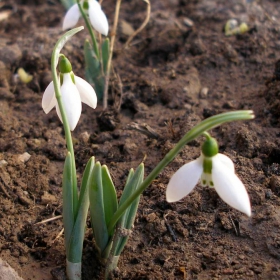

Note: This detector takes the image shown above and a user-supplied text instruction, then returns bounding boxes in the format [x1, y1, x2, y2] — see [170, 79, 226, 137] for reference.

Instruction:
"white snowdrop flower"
[63, 0, 109, 36]
[166, 137, 251, 216]
[42, 56, 97, 131]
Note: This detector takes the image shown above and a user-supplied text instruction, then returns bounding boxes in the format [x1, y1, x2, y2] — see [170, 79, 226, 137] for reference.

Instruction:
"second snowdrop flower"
[63, 0, 109, 36]
[166, 135, 251, 216]
[42, 56, 97, 131]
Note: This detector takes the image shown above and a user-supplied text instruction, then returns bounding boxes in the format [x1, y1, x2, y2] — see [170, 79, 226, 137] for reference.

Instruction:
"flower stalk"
[47, 26, 96, 280]
[107, 110, 254, 233]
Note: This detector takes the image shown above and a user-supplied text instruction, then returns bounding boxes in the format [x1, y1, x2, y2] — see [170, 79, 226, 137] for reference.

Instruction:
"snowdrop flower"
[63, 0, 109, 36]
[166, 136, 251, 216]
[42, 56, 97, 131]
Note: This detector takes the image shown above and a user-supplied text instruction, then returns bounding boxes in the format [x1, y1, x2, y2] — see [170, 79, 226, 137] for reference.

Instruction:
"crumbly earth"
[0, 0, 280, 279]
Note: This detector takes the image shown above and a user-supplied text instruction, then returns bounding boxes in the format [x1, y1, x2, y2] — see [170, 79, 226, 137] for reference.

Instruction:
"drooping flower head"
[42, 55, 97, 130]
[63, 0, 109, 36]
[166, 135, 251, 216]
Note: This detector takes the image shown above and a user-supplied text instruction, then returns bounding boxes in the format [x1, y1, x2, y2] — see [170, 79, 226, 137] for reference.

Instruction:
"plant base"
[66, 260, 82, 280]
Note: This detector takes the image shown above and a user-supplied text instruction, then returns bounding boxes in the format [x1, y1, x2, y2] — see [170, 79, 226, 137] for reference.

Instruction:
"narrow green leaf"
[113, 164, 144, 256]
[66, 157, 95, 263]
[102, 38, 110, 73]
[119, 164, 144, 209]
[84, 40, 100, 71]
[124, 164, 144, 230]
[53, 26, 84, 70]
[89, 162, 109, 254]
[84, 40, 105, 100]
[62, 152, 74, 255]
[77, 157, 95, 211]
[118, 168, 135, 206]
[102, 165, 118, 229]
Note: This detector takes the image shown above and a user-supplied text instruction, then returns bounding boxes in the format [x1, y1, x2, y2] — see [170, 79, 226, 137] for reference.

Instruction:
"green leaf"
[102, 38, 110, 73]
[77, 157, 95, 211]
[123, 164, 144, 230]
[102, 165, 118, 228]
[89, 162, 109, 255]
[84, 40, 99, 70]
[53, 26, 84, 70]
[113, 164, 144, 256]
[62, 152, 75, 254]
[84, 40, 105, 100]
[67, 157, 95, 263]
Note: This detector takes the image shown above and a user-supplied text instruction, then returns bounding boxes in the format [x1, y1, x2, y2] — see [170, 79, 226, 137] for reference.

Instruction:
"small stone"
[79, 131, 90, 144]
[223, 268, 234, 275]
[146, 212, 157, 223]
[183, 17, 194, 27]
[18, 152, 31, 163]
[0, 160, 8, 167]
[0, 258, 23, 280]
[41, 191, 56, 205]
[200, 87, 209, 98]
[16, 189, 32, 206]
[123, 139, 137, 154]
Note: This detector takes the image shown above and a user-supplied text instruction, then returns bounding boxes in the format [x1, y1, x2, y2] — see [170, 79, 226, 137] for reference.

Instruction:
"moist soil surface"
[1, 0, 280, 279]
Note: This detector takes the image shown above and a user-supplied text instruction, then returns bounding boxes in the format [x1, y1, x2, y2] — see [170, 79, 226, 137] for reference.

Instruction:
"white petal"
[214, 153, 235, 172]
[42, 81, 56, 114]
[212, 159, 251, 216]
[74, 76, 97, 109]
[62, 4, 80, 30]
[166, 157, 203, 202]
[88, 0, 109, 36]
[56, 73, 82, 131]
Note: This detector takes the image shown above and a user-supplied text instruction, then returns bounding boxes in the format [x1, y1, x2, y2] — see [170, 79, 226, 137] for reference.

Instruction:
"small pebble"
[79, 131, 90, 144]
[183, 17, 194, 27]
[223, 268, 234, 275]
[0, 160, 8, 167]
[146, 212, 157, 223]
[200, 87, 209, 98]
[18, 152, 31, 163]
[41, 191, 56, 205]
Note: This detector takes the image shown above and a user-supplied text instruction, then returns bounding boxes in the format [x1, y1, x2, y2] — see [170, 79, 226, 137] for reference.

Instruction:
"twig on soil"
[124, 0, 151, 49]
[34, 215, 62, 225]
[103, 0, 122, 109]
[51, 228, 64, 244]
[164, 214, 177, 242]
[229, 214, 239, 236]
[126, 122, 160, 139]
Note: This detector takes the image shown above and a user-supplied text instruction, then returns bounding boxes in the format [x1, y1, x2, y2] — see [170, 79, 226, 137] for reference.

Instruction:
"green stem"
[51, 47, 78, 218]
[77, 0, 100, 58]
[107, 110, 254, 233]
[202, 131, 211, 140]
[104, 229, 122, 279]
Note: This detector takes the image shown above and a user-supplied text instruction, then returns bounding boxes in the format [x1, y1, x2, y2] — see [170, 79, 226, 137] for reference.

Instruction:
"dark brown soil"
[0, 0, 280, 279]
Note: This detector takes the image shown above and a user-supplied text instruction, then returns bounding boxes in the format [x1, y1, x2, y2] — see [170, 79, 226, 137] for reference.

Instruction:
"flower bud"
[59, 56, 72, 74]
[202, 137, 219, 157]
